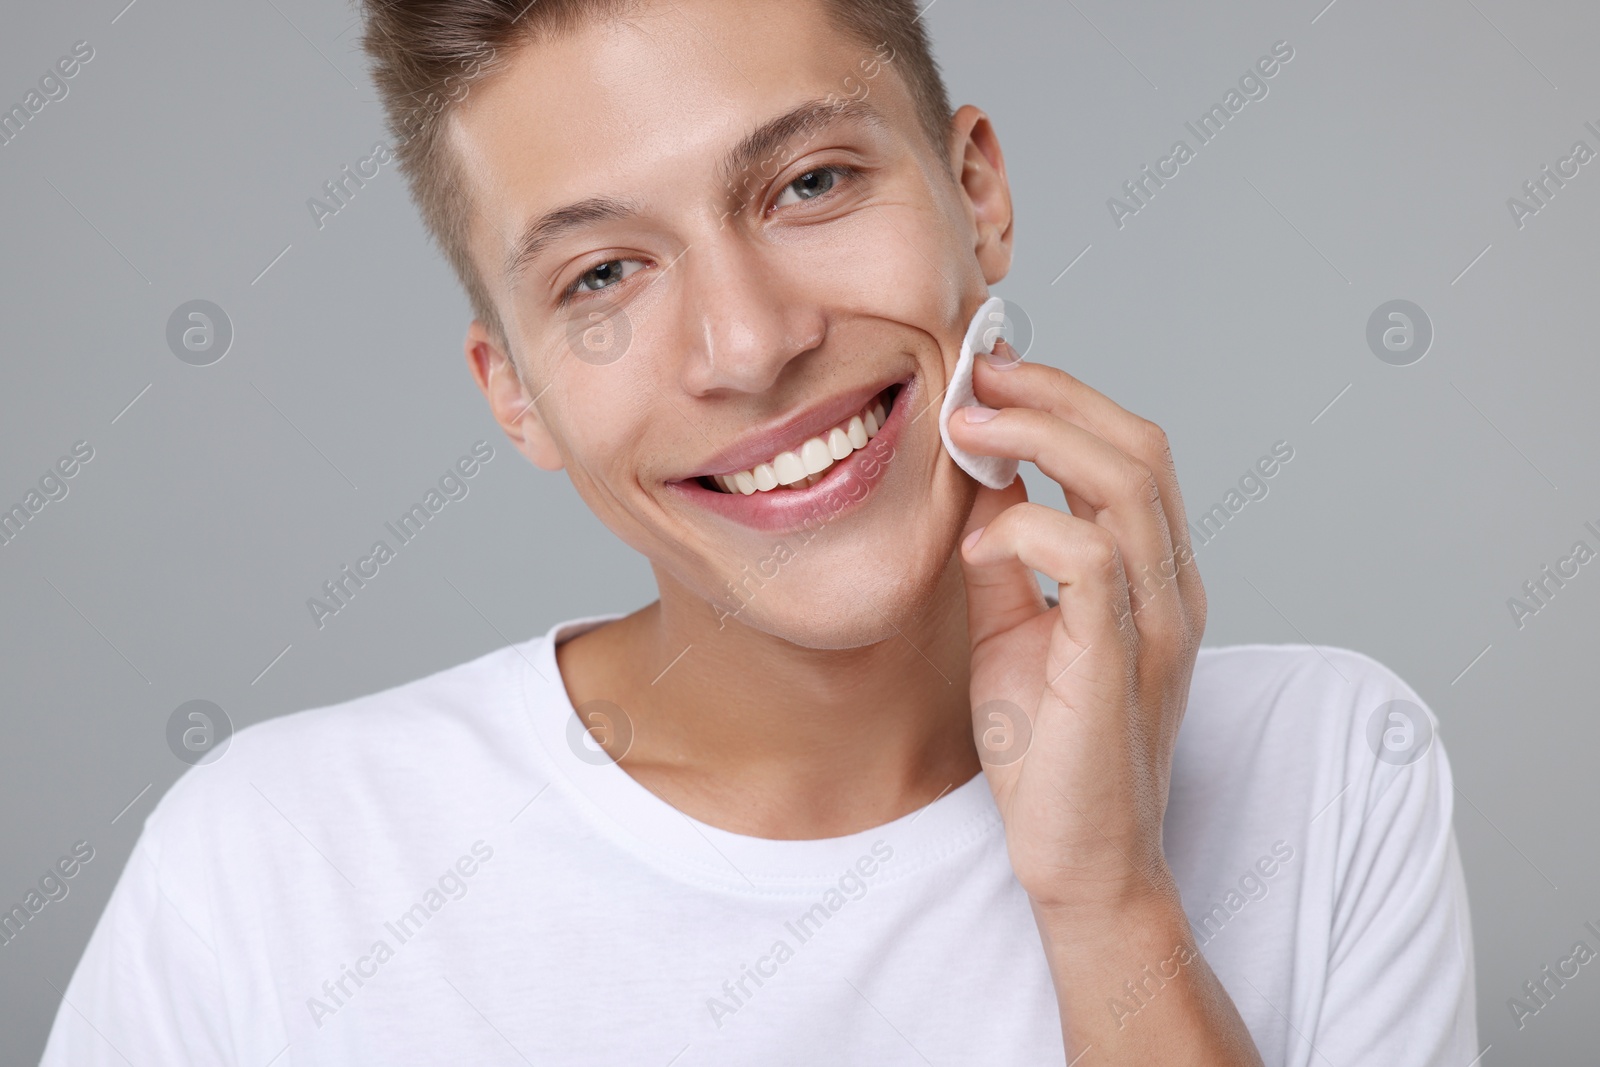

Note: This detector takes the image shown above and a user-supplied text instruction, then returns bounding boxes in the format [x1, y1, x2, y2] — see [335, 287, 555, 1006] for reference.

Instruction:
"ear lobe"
[464, 320, 565, 471]
[947, 104, 1014, 286]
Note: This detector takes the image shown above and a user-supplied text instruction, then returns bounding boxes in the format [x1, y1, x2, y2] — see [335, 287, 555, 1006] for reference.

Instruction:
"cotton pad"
[938, 295, 1020, 489]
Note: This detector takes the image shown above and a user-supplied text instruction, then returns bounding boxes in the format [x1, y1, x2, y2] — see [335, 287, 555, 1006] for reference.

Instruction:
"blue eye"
[577, 261, 624, 291]
[772, 165, 856, 210]
[563, 258, 644, 303]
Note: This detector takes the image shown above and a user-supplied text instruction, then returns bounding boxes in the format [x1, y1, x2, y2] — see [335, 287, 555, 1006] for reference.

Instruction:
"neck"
[556, 556, 980, 839]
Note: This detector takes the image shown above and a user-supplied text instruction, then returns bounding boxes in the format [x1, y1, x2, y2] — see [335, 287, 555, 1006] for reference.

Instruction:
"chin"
[704, 515, 972, 651]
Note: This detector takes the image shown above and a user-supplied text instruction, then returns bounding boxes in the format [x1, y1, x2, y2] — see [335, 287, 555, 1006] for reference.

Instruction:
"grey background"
[1, 0, 1595, 1062]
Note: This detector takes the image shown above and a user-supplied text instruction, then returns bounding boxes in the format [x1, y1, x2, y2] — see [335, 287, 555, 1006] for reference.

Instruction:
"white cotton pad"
[938, 295, 1020, 489]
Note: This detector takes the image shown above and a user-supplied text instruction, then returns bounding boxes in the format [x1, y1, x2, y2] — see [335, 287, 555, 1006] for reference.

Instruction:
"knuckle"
[1080, 528, 1120, 572]
[1135, 418, 1171, 458]
[1122, 462, 1161, 509]
[1025, 500, 1063, 527]
[993, 501, 1030, 532]
[992, 501, 1046, 542]
[1189, 578, 1209, 630]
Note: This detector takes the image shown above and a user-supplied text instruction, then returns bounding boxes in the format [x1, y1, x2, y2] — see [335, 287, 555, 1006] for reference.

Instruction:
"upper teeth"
[712, 397, 890, 494]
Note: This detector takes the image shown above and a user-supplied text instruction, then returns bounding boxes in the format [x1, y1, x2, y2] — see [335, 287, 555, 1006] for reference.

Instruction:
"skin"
[448, 0, 1264, 1060]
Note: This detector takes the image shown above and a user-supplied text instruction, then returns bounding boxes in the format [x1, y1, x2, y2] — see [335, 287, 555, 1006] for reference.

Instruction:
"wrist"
[1029, 867, 1185, 945]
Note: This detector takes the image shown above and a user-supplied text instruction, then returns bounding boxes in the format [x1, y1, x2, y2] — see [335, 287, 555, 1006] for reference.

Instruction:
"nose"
[674, 234, 826, 397]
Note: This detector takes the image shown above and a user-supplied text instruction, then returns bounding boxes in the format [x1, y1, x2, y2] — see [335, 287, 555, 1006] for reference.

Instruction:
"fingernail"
[962, 525, 986, 551]
[960, 405, 998, 423]
[981, 339, 1022, 369]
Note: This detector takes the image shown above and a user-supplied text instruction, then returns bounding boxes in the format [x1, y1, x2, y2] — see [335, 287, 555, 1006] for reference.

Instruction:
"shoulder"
[1192, 641, 1424, 706]
[232, 637, 530, 762]
[1171, 642, 1452, 852]
[1174, 652, 1476, 1058]
[137, 637, 544, 882]
[1187, 642, 1438, 759]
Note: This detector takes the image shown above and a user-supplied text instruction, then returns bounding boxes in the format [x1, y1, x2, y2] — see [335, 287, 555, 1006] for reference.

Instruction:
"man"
[44, 0, 1476, 1062]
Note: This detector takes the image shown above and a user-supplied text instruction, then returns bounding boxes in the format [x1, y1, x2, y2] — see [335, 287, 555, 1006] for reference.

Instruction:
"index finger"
[971, 348, 1203, 617]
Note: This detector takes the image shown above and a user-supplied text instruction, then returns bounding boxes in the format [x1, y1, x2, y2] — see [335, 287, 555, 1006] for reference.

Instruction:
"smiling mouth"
[697, 385, 900, 495]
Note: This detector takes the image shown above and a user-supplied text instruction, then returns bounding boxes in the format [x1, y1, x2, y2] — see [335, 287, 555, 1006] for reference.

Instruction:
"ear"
[946, 105, 1014, 286]
[464, 320, 564, 471]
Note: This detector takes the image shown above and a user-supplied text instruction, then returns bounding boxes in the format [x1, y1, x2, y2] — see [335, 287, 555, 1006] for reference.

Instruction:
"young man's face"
[453, 0, 1013, 648]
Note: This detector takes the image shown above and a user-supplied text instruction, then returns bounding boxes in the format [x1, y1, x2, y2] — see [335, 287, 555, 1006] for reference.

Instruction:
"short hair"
[359, 0, 953, 347]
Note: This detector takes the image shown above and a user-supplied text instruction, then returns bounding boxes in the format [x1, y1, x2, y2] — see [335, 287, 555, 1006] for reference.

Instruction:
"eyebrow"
[503, 96, 889, 284]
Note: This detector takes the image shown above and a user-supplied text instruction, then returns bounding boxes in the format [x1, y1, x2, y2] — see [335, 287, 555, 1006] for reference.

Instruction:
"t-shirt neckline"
[513, 614, 1002, 895]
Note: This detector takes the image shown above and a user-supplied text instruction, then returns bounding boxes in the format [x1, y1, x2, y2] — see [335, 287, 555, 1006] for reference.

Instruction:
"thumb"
[959, 478, 1044, 647]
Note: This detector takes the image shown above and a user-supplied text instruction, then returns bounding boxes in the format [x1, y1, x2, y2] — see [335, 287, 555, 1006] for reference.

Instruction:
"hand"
[948, 342, 1206, 915]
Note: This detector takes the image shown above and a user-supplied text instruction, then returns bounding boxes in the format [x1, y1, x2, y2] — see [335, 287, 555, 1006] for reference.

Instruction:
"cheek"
[543, 376, 651, 498]
[791, 198, 971, 347]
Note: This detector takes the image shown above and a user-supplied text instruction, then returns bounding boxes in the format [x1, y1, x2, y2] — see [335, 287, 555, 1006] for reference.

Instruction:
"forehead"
[444, 0, 920, 276]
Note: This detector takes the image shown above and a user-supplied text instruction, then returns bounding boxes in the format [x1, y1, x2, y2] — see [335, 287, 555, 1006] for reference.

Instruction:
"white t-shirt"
[42, 616, 1477, 1066]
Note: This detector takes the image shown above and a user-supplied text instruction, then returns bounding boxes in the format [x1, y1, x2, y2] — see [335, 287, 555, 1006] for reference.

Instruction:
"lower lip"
[667, 379, 914, 533]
